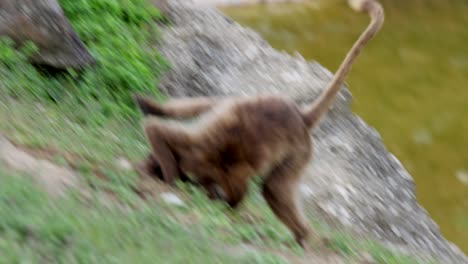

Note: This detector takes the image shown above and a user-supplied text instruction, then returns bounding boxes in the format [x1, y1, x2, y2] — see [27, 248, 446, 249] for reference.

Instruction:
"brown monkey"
[135, 0, 384, 248]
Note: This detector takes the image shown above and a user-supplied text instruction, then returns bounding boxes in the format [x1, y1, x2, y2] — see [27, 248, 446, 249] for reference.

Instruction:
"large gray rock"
[0, 0, 95, 69]
[151, 0, 467, 263]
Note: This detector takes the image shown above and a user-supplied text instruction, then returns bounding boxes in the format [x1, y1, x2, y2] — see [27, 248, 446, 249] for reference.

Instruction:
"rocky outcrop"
[151, 0, 467, 263]
[0, 0, 95, 69]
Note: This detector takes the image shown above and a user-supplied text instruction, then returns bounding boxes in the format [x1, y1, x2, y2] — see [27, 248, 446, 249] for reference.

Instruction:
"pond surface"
[223, 0, 468, 254]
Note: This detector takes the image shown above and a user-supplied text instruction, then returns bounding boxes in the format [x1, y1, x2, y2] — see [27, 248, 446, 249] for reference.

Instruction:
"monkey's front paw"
[207, 184, 227, 201]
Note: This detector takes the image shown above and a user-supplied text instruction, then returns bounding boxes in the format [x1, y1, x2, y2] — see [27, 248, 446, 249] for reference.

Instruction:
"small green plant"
[60, 0, 170, 113]
[367, 244, 422, 264]
[0, 39, 49, 99]
[326, 233, 359, 257]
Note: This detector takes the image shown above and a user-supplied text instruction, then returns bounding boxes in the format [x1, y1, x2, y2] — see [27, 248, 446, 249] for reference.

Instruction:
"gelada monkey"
[134, 0, 384, 248]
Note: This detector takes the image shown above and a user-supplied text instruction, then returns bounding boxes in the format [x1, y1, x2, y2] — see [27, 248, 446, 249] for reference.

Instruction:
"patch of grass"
[326, 233, 359, 257]
[319, 230, 435, 264]
[0, 98, 146, 164]
[367, 244, 423, 264]
[0, 167, 288, 264]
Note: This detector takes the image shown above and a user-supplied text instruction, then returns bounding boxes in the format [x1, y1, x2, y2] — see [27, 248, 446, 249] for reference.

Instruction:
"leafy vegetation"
[0, 0, 169, 122]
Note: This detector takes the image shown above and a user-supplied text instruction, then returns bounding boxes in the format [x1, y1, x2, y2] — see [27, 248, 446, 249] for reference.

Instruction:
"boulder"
[0, 0, 95, 69]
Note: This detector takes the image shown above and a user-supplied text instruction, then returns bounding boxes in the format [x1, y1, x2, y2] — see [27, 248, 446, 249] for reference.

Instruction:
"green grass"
[0, 167, 292, 264]
[323, 233, 425, 264]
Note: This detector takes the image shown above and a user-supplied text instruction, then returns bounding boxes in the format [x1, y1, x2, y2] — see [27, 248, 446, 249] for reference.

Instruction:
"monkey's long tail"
[301, 0, 384, 129]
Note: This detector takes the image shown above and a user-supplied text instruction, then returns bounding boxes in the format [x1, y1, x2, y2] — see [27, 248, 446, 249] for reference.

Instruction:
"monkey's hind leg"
[142, 119, 194, 186]
[262, 153, 312, 249]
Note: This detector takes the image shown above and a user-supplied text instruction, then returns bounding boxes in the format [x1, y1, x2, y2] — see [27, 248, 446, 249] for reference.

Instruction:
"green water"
[223, 0, 468, 254]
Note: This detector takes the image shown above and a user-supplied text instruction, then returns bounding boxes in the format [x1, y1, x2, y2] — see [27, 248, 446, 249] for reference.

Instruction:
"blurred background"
[223, 0, 468, 254]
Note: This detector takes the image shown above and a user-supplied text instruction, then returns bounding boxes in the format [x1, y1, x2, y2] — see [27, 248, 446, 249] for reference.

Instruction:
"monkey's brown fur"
[134, 0, 384, 248]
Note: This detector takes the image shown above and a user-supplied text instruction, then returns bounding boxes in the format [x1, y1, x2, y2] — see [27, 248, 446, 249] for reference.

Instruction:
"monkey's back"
[197, 96, 312, 176]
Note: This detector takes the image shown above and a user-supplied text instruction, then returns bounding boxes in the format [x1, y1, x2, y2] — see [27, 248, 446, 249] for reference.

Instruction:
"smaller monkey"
[135, 0, 384, 248]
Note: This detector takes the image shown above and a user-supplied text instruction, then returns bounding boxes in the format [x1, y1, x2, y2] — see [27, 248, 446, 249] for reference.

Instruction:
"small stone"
[115, 157, 132, 171]
[360, 252, 377, 264]
[160, 192, 185, 207]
